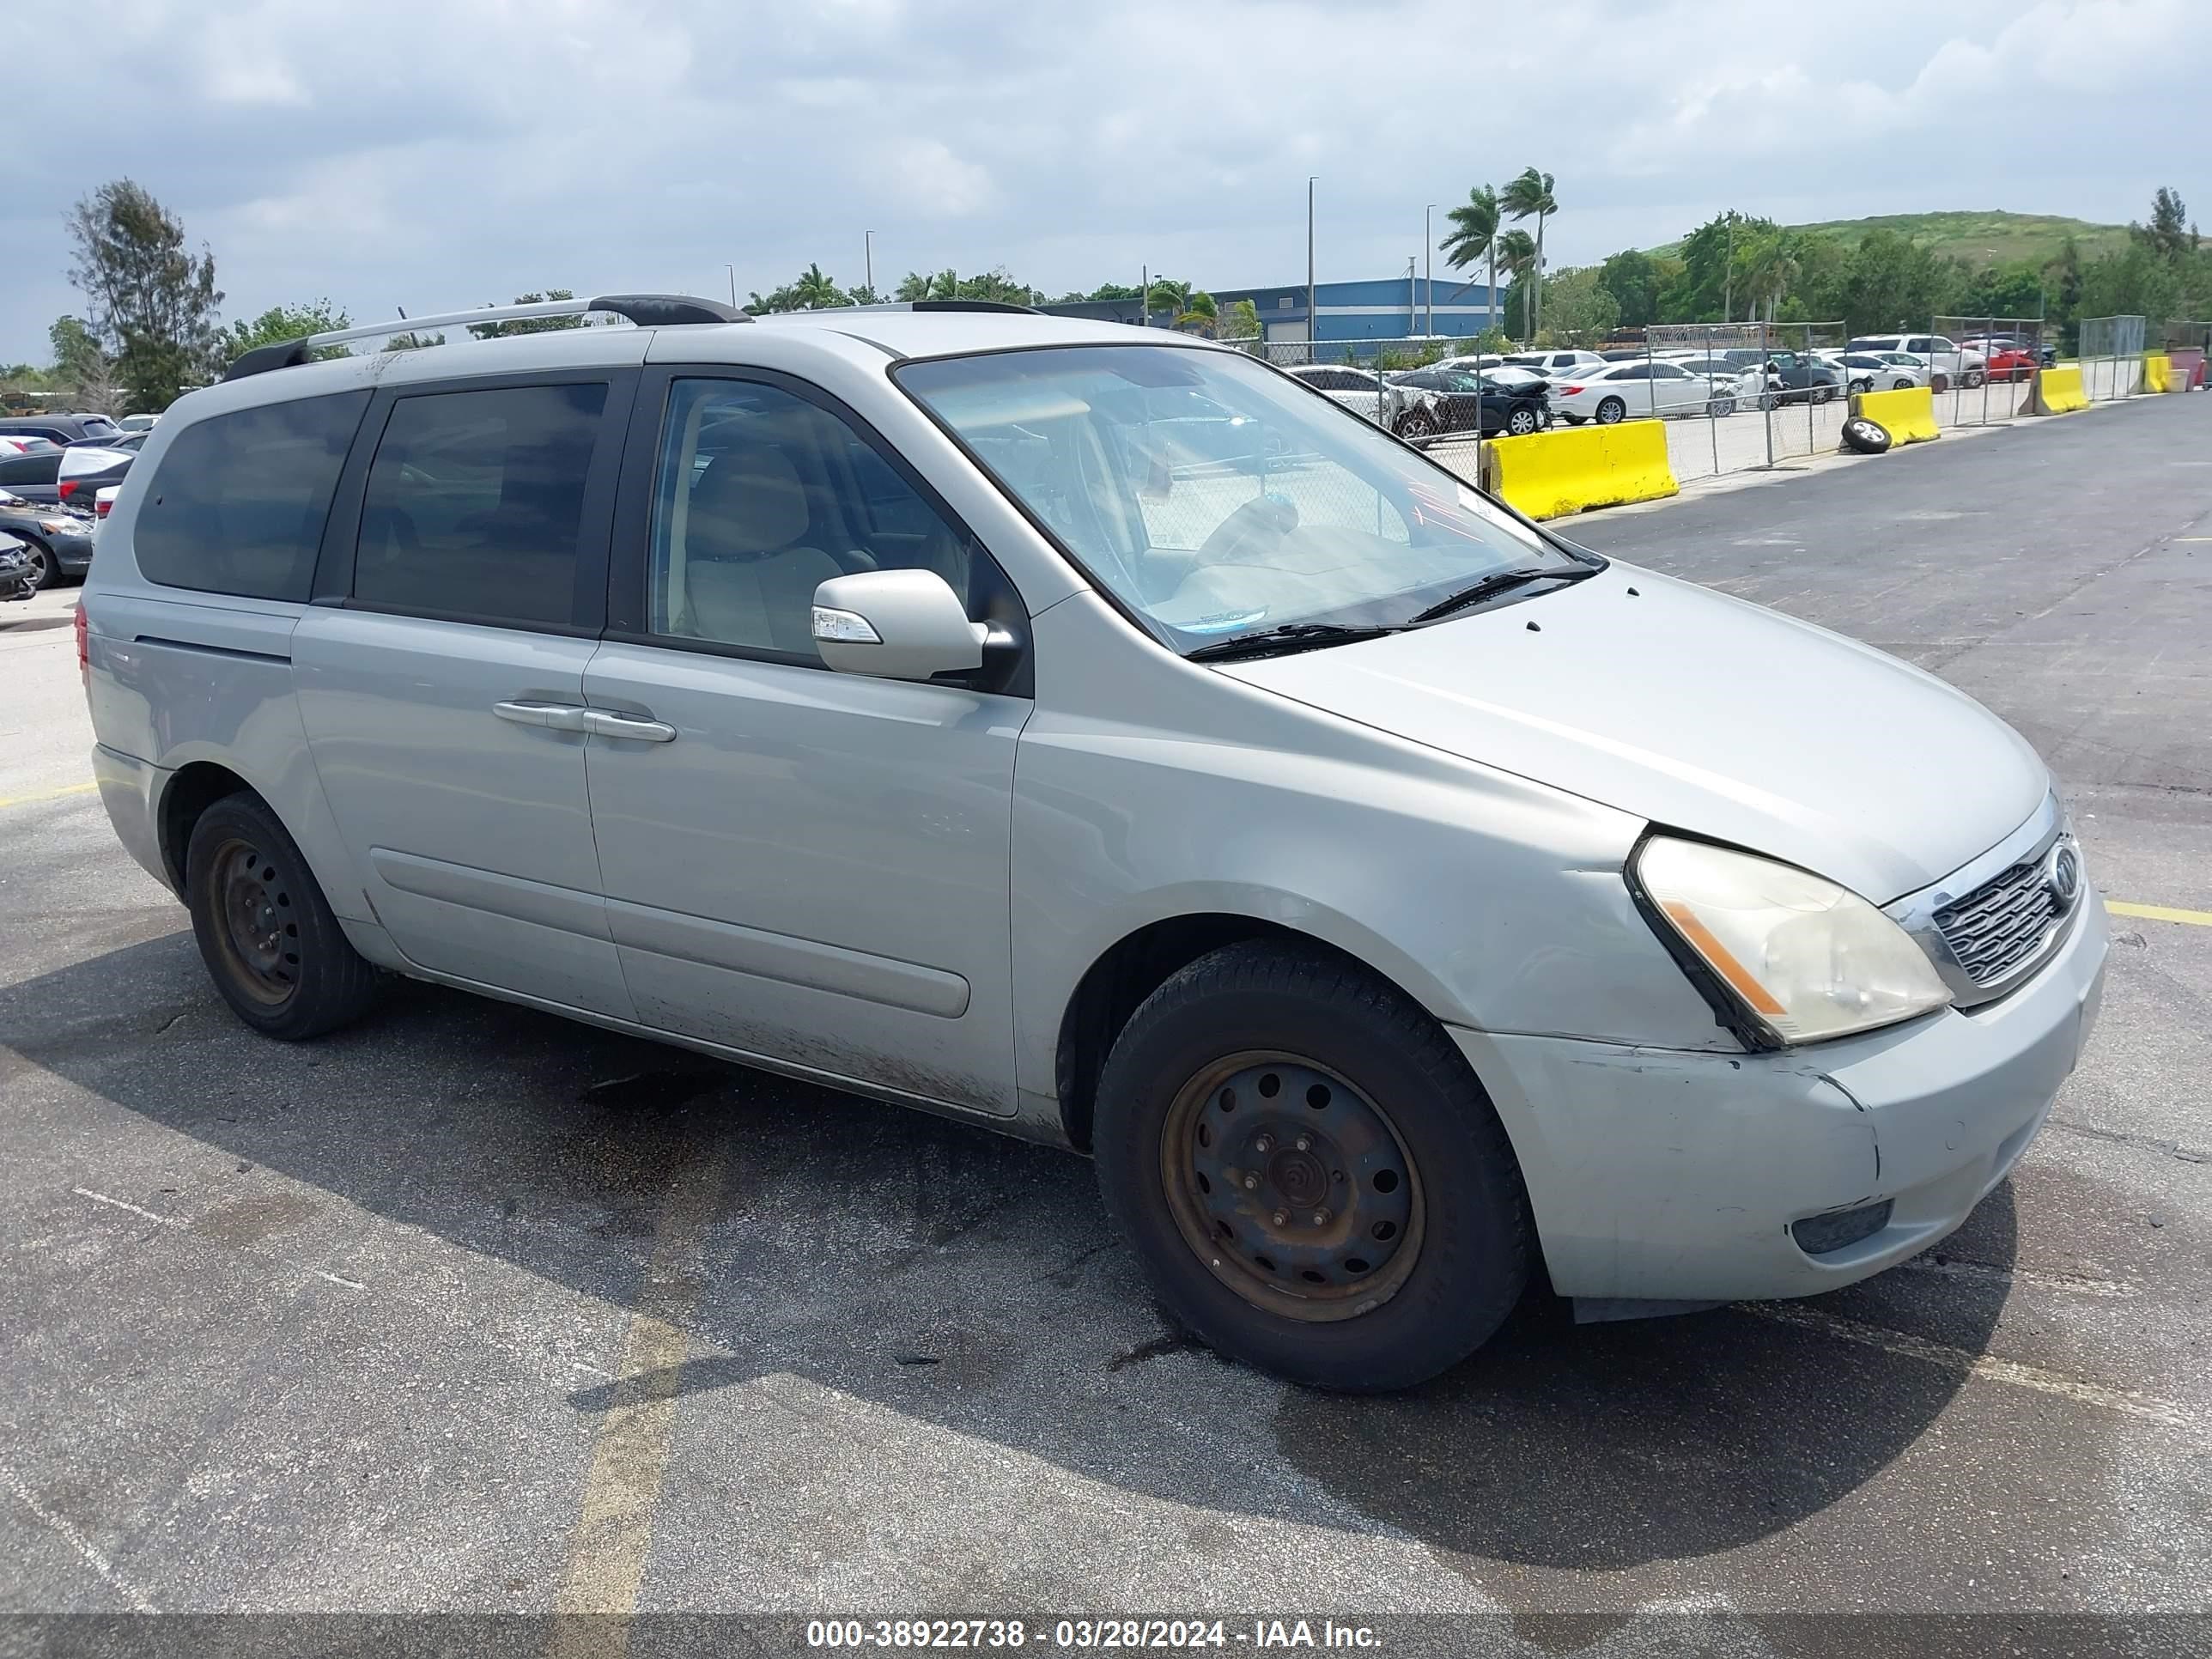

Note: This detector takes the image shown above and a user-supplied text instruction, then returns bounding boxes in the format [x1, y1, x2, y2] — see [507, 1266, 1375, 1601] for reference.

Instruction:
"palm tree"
[1743, 236, 1799, 325]
[895, 269, 959, 302]
[1494, 228, 1538, 337]
[792, 263, 846, 309]
[1500, 167, 1558, 336]
[1440, 185, 1501, 330]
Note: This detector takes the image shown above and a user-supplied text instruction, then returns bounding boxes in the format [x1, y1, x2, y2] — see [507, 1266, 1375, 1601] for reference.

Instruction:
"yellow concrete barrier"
[2143, 351, 2176, 393]
[1849, 385, 1939, 446]
[2020, 364, 2089, 416]
[1480, 420, 1678, 520]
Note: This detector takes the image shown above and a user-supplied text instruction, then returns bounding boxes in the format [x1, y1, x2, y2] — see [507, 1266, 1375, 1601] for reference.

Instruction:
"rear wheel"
[185, 793, 379, 1040]
[1595, 396, 1627, 425]
[1092, 941, 1531, 1392]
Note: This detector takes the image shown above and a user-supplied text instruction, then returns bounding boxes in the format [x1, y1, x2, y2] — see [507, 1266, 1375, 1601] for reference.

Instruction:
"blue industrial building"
[1036, 276, 1504, 355]
[1207, 276, 1503, 349]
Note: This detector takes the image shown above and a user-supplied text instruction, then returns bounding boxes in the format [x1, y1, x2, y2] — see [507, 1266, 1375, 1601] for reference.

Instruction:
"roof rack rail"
[221, 292, 747, 382]
[758, 300, 1041, 319]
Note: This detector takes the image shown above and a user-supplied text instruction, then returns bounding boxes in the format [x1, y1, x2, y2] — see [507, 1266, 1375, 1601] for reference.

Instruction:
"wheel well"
[160, 762, 252, 891]
[1054, 915, 1415, 1153]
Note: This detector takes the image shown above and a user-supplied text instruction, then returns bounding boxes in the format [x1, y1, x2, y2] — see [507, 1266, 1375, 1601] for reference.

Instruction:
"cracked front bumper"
[1453, 891, 2108, 1304]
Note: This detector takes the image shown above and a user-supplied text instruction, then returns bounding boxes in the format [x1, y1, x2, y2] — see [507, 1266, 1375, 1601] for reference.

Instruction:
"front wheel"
[21, 537, 59, 590]
[1395, 409, 1436, 441]
[1706, 396, 1737, 418]
[1965, 369, 1985, 388]
[1594, 396, 1627, 425]
[1092, 942, 1531, 1392]
[1504, 406, 1540, 436]
[185, 792, 380, 1040]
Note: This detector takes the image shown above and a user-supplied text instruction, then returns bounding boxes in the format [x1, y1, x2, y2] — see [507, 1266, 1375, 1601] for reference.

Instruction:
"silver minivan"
[82, 296, 2107, 1390]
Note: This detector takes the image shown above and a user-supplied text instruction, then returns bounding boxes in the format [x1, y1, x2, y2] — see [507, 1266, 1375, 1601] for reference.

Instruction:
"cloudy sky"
[5, 0, 2205, 365]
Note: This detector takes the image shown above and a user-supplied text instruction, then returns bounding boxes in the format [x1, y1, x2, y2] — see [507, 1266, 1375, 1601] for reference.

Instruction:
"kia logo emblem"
[2048, 844, 2081, 908]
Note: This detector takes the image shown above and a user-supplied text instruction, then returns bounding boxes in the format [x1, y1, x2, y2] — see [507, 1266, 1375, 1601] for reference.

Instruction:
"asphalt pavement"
[2, 396, 2208, 1658]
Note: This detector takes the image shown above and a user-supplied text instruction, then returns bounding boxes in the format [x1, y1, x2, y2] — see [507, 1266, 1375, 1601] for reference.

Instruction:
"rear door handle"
[580, 708, 678, 743]
[493, 699, 593, 732]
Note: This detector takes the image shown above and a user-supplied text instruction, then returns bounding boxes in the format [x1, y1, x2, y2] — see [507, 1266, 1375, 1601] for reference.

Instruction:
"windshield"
[895, 344, 1580, 652]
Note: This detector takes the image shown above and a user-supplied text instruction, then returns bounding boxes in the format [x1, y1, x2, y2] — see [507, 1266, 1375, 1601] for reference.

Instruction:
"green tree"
[1499, 168, 1559, 335]
[1537, 266, 1620, 342]
[747, 264, 851, 313]
[1441, 185, 1502, 325]
[2135, 186, 2196, 259]
[49, 315, 118, 410]
[1659, 210, 1778, 322]
[65, 179, 224, 410]
[1492, 229, 1539, 336]
[1595, 249, 1663, 328]
[466, 290, 585, 338]
[1220, 297, 1261, 339]
[2080, 243, 2184, 326]
[225, 301, 351, 365]
[1832, 230, 1961, 334]
[1086, 282, 1141, 301]
[381, 331, 446, 352]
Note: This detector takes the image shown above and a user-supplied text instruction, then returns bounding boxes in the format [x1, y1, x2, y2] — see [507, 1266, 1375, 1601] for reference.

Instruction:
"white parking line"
[71, 1187, 181, 1227]
[1742, 1302, 2198, 1432]
[1, 1462, 157, 1611]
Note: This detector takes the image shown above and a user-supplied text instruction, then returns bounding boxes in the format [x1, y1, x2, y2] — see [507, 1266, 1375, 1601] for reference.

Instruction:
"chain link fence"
[2077, 315, 2148, 401]
[1930, 316, 2045, 427]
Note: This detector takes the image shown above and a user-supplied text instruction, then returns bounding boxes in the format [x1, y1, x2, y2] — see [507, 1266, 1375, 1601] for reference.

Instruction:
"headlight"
[1633, 836, 1952, 1045]
[39, 518, 76, 533]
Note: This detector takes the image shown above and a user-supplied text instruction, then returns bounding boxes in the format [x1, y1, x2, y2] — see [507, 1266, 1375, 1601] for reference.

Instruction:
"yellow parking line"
[0, 781, 98, 810]
[2108, 900, 2212, 927]
[549, 1147, 729, 1654]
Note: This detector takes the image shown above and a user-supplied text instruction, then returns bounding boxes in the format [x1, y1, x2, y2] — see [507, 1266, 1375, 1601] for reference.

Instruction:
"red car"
[1973, 345, 2041, 382]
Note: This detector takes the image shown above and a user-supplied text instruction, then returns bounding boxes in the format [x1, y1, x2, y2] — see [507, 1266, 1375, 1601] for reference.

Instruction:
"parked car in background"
[0, 529, 36, 604]
[0, 447, 67, 507]
[0, 487, 96, 587]
[1662, 354, 1775, 406]
[1764, 351, 1844, 404]
[1848, 335, 1986, 388]
[1503, 349, 1607, 380]
[0, 434, 62, 456]
[0, 413, 125, 447]
[56, 438, 137, 508]
[1829, 352, 1927, 393]
[1551, 359, 1737, 424]
[1972, 345, 2039, 383]
[1388, 368, 1552, 437]
[1284, 365, 1415, 433]
[117, 413, 163, 433]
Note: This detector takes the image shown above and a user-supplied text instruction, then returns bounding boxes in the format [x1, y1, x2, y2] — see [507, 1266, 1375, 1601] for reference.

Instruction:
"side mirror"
[811, 568, 987, 681]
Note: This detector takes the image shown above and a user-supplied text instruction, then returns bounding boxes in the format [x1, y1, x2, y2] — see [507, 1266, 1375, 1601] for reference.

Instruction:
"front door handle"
[493, 699, 593, 732]
[580, 708, 678, 743]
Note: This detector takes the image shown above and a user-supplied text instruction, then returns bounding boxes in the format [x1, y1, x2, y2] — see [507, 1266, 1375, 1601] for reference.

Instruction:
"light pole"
[865, 230, 874, 299]
[724, 264, 736, 307]
[1141, 264, 1148, 328]
[1424, 204, 1435, 337]
[1291, 175, 1309, 358]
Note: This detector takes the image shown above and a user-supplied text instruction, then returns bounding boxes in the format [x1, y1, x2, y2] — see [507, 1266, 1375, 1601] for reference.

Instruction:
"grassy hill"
[1654, 210, 2130, 267]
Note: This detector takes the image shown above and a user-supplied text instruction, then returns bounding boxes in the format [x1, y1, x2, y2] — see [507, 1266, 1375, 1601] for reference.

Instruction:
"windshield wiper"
[1403, 562, 1595, 627]
[1185, 622, 1402, 662]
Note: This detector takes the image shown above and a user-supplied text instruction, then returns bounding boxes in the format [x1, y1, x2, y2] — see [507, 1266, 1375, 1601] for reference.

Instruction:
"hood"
[1220, 562, 2048, 902]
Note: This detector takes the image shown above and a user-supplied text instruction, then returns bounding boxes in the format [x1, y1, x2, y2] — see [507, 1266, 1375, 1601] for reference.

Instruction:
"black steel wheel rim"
[1160, 1050, 1424, 1322]
[209, 836, 301, 1006]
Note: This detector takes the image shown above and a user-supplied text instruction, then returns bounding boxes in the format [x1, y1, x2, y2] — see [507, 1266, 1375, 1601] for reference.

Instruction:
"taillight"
[58, 479, 80, 501]
[1559, 384, 1585, 396]
[75, 601, 90, 689]
[95, 495, 112, 520]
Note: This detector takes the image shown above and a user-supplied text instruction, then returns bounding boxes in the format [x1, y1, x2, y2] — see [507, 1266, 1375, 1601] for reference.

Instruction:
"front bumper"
[1454, 890, 2108, 1303]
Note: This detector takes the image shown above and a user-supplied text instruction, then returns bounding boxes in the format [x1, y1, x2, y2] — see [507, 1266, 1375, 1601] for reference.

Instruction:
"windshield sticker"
[1179, 609, 1270, 635]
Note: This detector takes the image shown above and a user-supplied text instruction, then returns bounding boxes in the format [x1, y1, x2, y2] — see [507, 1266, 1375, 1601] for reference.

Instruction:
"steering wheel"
[1194, 494, 1298, 567]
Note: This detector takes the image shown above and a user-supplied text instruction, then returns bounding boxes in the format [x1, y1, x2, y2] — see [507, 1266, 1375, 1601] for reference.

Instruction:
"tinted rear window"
[134, 392, 368, 600]
[351, 382, 607, 628]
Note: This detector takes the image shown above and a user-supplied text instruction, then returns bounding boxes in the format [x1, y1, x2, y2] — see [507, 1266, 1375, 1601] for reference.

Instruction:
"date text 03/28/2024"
[805, 1618, 1383, 1649]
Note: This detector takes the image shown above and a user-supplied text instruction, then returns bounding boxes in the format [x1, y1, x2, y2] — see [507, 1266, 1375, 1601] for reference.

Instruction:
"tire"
[1092, 940, 1531, 1392]
[1811, 384, 1835, 405]
[1893, 378, 1915, 391]
[1964, 369, 1985, 389]
[185, 792, 379, 1040]
[1504, 406, 1540, 436]
[21, 537, 58, 591]
[1594, 396, 1626, 425]
[1840, 416, 1893, 455]
[1850, 378, 1873, 396]
[1559, 413, 1587, 426]
[1706, 396, 1736, 418]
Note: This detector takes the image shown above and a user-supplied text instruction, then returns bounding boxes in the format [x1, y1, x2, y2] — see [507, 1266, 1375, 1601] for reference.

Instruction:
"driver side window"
[647, 378, 980, 659]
